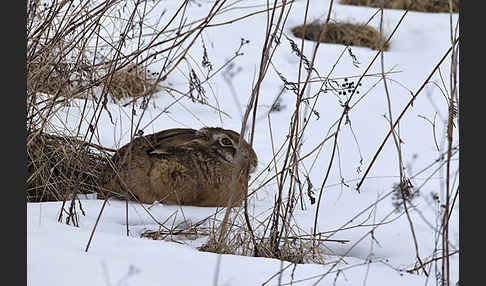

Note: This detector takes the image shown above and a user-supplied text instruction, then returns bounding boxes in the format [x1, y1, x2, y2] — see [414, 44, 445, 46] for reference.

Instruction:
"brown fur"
[100, 127, 258, 207]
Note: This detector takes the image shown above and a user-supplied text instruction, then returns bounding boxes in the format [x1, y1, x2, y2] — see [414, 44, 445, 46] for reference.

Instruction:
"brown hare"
[100, 127, 258, 207]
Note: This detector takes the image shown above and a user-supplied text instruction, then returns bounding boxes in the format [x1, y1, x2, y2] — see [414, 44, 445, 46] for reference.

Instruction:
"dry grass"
[198, 233, 310, 264]
[291, 21, 389, 51]
[27, 40, 94, 100]
[26, 2, 163, 104]
[340, 0, 459, 13]
[27, 48, 160, 102]
[26, 131, 110, 202]
[105, 64, 161, 103]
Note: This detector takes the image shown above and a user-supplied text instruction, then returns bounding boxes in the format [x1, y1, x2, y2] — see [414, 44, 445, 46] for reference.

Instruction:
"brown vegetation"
[105, 64, 161, 102]
[26, 131, 109, 202]
[340, 0, 459, 13]
[291, 22, 389, 51]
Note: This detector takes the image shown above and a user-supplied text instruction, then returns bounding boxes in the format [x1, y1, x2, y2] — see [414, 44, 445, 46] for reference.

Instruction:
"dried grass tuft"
[199, 235, 326, 264]
[26, 131, 110, 202]
[291, 21, 389, 51]
[105, 65, 161, 103]
[27, 43, 160, 103]
[340, 0, 459, 13]
[197, 215, 328, 264]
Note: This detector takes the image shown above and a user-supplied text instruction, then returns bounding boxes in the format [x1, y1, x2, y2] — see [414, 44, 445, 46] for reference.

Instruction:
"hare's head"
[196, 127, 258, 174]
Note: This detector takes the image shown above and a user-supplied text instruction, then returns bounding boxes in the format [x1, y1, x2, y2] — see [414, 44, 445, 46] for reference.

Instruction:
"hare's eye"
[220, 137, 233, 146]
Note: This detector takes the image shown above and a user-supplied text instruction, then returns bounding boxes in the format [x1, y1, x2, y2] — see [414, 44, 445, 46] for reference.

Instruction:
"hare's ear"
[144, 128, 197, 150]
[148, 128, 198, 143]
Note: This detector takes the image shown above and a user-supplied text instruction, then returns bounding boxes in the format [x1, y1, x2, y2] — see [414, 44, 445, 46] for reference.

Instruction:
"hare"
[100, 127, 258, 207]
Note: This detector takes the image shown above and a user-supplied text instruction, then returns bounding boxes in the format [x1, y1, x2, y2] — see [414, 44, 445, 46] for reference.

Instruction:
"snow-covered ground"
[28, 0, 459, 285]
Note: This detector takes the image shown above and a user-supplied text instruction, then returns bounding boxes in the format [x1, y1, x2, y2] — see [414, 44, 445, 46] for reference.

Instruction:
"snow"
[28, 200, 430, 286]
[28, 1, 459, 285]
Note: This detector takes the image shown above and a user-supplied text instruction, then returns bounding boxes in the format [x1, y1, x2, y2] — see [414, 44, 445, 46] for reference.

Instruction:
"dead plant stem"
[356, 36, 459, 190]
[312, 9, 408, 248]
